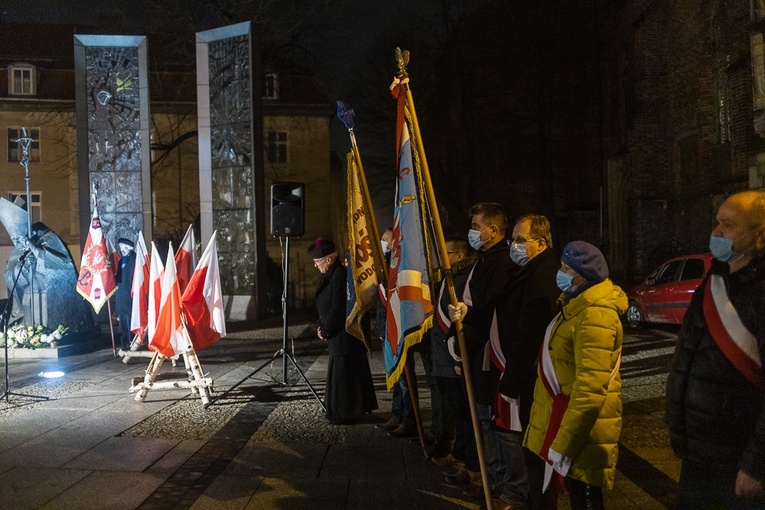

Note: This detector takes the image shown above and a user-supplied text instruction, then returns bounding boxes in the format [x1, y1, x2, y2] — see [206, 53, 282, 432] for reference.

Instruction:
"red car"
[625, 254, 713, 328]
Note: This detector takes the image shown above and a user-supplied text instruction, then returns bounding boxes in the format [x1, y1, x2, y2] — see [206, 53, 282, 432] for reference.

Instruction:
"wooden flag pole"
[395, 47, 493, 510]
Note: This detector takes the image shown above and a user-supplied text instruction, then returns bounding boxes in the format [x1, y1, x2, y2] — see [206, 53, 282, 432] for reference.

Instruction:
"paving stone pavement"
[0, 315, 680, 509]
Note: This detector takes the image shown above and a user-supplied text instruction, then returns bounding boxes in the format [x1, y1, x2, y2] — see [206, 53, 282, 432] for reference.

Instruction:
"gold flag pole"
[336, 101, 387, 286]
[395, 47, 493, 510]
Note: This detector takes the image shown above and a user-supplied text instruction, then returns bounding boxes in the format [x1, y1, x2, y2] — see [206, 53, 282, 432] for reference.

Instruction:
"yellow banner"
[345, 152, 379, 344]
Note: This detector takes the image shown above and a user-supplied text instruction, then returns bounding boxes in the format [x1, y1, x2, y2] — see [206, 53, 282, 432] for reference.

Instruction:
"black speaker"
[270, 182, 305, 237]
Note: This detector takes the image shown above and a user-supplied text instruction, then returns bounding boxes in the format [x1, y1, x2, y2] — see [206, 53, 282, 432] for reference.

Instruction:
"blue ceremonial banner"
[384, 81, 433, 389]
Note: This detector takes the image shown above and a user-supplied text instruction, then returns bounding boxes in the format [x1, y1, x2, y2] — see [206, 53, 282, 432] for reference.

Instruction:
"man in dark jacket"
[446, 202, 515, 492]
[666, 190, 765, 509]
[493, 214, 560, 510]
[429, 235, 476, 464]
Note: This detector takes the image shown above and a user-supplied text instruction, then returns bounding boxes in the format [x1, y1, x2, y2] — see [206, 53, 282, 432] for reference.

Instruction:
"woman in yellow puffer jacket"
[523, 241, 627, 510]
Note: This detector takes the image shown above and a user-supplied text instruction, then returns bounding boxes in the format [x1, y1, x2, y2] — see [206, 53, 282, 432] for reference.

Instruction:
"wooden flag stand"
[119, 334, 178, 366]
[129, 326, 213, 406]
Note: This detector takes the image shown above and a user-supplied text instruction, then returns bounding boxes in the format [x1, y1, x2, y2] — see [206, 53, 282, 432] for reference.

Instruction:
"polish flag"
[149, 243, 188, 358]
[129, 232, 150, 339]
[175, 224, 197, 294]
[146, 243, 165, 347]
[76, 204, 117, 314]
[182, 231, 227, 350]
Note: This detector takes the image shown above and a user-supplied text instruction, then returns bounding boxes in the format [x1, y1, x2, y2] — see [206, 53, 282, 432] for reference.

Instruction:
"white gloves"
[547, 448, 572, 477]
[448, 302, 468, 322]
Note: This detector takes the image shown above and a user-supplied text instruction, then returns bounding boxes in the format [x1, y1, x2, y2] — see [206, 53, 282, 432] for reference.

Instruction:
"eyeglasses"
[507, 238, 541, 246]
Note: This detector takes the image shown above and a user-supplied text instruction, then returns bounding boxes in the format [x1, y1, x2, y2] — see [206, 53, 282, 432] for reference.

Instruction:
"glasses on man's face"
[507, 238, 540, 246]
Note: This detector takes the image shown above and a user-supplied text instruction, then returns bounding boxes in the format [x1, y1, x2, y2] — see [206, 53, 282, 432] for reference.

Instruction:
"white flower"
[53, 330, 62, 340]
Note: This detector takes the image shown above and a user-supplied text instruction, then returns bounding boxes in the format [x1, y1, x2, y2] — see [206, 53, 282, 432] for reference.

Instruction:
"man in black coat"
[446, 202, 515, 492]
[311, 237, 378, 424]
[666, 190, 765, 509]
[114, 238, 136, 350]
[493, 214, 560, 510]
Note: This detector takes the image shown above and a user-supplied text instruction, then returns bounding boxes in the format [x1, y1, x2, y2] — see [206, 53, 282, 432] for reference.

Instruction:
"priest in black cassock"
[310, 237, 378, 424]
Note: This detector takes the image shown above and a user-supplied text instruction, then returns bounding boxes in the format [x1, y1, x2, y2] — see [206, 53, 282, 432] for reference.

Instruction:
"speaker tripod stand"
[208, 237, 325, 411]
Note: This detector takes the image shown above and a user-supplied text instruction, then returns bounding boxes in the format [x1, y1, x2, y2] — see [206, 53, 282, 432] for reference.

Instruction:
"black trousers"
[565, 477, 604, 510]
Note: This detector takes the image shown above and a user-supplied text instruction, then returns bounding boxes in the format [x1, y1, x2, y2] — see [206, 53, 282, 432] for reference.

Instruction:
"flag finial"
[395, 47, 410, 78]
[336, 101, 355, 131]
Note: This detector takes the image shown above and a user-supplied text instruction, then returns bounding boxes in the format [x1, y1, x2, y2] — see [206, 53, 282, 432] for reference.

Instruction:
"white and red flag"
[175, 224, 197, 294]
[129, 232, 150, 339]
[182, 231, 226, 351]
[76, 204, 117, 314]
[149, 243, 188, 358]
[147, 242, 165, 346]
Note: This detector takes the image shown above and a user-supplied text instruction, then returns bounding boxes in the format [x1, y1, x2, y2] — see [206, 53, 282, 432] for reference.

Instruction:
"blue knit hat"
[561, 241, 608, 282]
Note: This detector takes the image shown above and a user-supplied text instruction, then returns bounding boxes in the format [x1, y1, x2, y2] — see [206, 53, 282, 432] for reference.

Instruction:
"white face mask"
[381, 240, 390, 255]
[119, 244, 132, 257]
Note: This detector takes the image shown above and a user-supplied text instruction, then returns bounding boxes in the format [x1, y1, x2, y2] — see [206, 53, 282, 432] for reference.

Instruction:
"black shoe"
[375, 417, 401, 432]
[388, 424, 417, 439]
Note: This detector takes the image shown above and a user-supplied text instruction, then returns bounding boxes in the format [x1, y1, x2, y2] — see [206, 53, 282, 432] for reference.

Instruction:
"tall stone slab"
[196, 22, 266, 319]
[73, 35, 152, 247]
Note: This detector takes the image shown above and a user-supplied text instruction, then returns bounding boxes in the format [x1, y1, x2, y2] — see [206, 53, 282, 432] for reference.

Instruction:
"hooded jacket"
[524, 278, 628, 489]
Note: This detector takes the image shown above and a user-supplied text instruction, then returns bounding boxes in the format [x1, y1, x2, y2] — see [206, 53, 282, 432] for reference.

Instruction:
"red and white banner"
[149, 243, 187, 358]
[182, 231, 226, 351]
[76, 204, 117, 314]
[147, 242, 165, 347]
[130, 232, 150, 339]
[175, 224, 197, 294]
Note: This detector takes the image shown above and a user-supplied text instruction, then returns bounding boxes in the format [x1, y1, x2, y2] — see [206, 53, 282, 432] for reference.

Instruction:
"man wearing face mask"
[376, 227, 417, 437]
[446, 202, 515, 492]
[487, 214, 560, 510]
[666, 190, 765, 510]
[114, 237, 136, 351]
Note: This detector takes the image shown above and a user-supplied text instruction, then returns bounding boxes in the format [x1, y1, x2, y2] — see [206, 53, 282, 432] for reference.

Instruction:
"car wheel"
[626, 302, 644, 328]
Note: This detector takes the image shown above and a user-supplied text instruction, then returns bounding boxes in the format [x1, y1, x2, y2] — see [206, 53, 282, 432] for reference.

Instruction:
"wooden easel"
[129, 325, 213, 406]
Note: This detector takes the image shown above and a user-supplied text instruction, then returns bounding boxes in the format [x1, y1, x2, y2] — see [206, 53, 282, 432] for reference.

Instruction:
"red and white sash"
[436, 280, 451, 333]
[702, 275, 765, 392]
[537, 313, 571, 492]
[491, 308, 522, 432]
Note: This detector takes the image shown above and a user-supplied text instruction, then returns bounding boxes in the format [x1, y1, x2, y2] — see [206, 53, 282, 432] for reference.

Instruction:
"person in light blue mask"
[524, 240, 627, 510]
[667, 190, 765, 510]
[445, 202, 514, 495]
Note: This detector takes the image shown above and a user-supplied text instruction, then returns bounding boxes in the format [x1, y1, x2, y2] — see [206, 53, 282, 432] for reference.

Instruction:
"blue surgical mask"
[556, 270, 574, 293]
[709, 235, 740, 263]
[509, 242, 530, 266]
[468, 229, 486, 250]
[709, 228, 760, 263]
